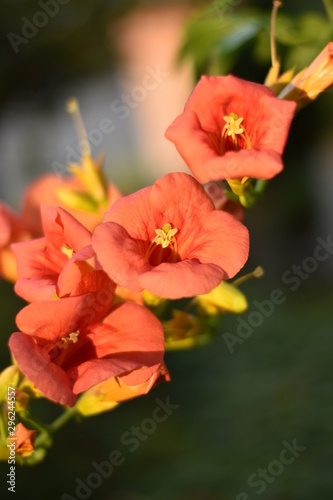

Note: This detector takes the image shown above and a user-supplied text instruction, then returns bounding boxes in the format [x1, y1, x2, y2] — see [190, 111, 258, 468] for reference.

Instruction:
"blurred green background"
[1, 0, 333, 499]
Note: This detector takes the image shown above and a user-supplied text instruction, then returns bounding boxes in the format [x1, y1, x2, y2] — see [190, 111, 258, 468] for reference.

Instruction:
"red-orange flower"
[278, 42, 333, 109]
[13, 205, 112, 304]
[0, 203, 31, 282]
[203, 182, 244, 220]
[92, 172, 249, 299]
[165, 75, 296, 183]
[77, 361, 170, 416]
[9, 300, 165, 407]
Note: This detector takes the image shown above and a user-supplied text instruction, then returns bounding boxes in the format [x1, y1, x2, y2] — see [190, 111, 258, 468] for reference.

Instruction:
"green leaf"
[216, 20, 261, 55]
[276, 12, 330, 46]
[323, 0, 333, 22]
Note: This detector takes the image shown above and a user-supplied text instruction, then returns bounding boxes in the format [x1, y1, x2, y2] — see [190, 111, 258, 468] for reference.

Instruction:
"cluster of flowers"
[0, 40, 332, 460]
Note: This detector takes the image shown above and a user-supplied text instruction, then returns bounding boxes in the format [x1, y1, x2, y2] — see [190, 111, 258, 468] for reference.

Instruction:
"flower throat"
[220, 112, 252, 155]
[145, 223, 179, 266]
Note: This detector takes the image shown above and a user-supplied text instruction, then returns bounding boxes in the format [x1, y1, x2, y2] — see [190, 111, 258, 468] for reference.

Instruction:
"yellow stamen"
[222, 113, 245, 141]
[152, 223, 178, 249]
[46, 331, 80, 365]
[221, 113, 253, 197]
[221, 112, 251, 155]
[146, 223, 179, 264]
[61, 243, 74, 259]
[46, 330, 80, 367]
[57, 331, 79, 350]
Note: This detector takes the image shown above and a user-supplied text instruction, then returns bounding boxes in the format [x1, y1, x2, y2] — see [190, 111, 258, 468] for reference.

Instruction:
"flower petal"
[13, 238, 58, 301]
[8, 333, 76, 407]
[0, 205, 13, 248]
[72, 302, 165, 393]
[148, 172, 215, 238]
[41, 205, 92, 252]
[165, 110, 220, 183]
[103, 186, 154, 240]
[204, 148, 284, 181]
[16, 295, 107, 342]
[116, 361, 170, 393]
[93, 221, 150, 290]
[57, 244, 115, 300]
[96, 362, 170, 403]
[139, 259, 225, 299]
[187, 209, 249, 277]
[165, 75, 296, 182]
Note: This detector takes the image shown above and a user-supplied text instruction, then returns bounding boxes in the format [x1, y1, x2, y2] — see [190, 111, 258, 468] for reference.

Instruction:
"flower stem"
[20, 405, 77, 444]
[270, 1, 283, 68]
[49, 405, 78, 433]
[20, 411, 50, 435]
[254, 179, 268, 196]
[232, 266, 264, 287]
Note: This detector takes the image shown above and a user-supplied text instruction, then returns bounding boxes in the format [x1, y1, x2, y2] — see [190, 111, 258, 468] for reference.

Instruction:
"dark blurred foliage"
[0, 0, 199, 106]
[179, 0, 333, 271]
[1, 279, 333, 500]
[1, 1, 333, 499]
[179, 0, 332, 80]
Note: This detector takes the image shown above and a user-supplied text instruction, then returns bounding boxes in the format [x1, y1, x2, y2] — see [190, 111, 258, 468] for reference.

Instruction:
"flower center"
[57, 331, 79, 349]
[61, 243, 74, 258]
[145, 223, 179, 266]
[48, 330, 80, 365]
[153, 223, 178, 248]
[221, 112, 252, 154]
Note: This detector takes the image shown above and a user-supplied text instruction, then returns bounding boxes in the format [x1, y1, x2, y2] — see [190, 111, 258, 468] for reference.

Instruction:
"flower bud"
[278, 42, 333, 109]
[163, 310, 211, 350]
[15, 423, 37, 458]
[197, 281, 248, 316]
[0, 366, 20, 402]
